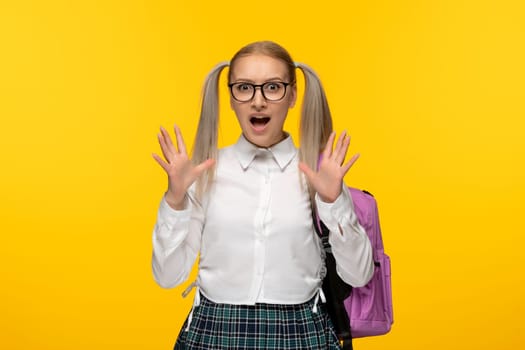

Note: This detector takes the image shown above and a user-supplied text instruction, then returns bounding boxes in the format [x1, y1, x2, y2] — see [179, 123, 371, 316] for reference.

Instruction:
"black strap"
[313, 189, 374, 348]
[313, 217, 353, 348]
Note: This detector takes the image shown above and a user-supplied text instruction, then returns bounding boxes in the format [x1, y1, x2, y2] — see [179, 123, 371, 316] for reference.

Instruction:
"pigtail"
[192, 61, 229, 200]
[295, 63, 334, 201]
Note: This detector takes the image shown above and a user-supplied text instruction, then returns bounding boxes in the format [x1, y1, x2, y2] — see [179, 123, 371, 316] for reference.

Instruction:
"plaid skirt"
[174, 294, 342, 350]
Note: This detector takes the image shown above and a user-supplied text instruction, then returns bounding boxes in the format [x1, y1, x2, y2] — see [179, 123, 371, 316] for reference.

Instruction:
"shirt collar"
[234, 134, 297, 171]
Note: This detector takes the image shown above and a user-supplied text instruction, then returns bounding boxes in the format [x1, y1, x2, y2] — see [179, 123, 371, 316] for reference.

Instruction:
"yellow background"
[1, 0, 524, 349]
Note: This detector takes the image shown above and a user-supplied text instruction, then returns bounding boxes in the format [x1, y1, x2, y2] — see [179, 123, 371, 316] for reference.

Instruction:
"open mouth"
[250, 116, 271, 127]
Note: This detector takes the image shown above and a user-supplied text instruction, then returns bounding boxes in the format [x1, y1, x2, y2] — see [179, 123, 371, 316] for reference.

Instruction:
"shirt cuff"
[156, 195, 192, 240]
[315, 185, 354, 237]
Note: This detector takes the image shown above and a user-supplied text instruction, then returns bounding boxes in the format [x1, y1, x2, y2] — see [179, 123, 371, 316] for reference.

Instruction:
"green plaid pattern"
[174, 294, 342, 349]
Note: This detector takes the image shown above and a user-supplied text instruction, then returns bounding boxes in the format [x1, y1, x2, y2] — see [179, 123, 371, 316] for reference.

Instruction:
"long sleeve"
[151, 194, 204, 288]
[151, 135, 339, 304]
[315, 186, 374, 287]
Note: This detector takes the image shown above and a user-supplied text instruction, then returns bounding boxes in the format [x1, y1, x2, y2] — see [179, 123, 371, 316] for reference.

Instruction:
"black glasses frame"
[228, 81, 293, 102]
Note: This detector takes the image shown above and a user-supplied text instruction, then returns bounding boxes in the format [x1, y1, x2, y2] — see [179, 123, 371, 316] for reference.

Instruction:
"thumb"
[298, 161, 316, 183]
[194, 158, 216, 177]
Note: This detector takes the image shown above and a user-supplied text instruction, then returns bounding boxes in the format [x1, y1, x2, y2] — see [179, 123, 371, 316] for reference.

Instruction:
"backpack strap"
[312, 196, 355, 347]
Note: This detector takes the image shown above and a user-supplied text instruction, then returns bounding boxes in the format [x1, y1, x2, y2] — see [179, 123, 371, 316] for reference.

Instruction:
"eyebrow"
[231, 77, 287, 83]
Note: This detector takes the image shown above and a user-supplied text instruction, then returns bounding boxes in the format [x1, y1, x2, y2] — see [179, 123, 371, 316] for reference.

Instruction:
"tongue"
[251, 117, 270, 132]
[252, 123, 266, 132]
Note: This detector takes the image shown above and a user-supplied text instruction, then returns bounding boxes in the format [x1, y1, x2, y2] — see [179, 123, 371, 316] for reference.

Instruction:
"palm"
[299, 131, 359, 203]
[152, 125, 215, 208]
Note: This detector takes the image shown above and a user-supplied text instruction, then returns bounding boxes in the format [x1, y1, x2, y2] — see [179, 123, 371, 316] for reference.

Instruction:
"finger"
[333, 130, 347, 161]
[322, 131, 336, 159]
[335, 133, 351, 165]
[160, 126, 176, 153]
[174, 124, 187, 155]
[341, 153, 360, 175]
[157, 133, 172, 161]
[152, 153, 170, 172]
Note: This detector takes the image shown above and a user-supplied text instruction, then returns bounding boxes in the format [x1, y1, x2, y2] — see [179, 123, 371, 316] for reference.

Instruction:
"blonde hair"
[192, 61, 229, 198]
[192, 41, 333, 201]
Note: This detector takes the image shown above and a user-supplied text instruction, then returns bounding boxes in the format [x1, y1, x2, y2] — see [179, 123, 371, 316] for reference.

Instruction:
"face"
[229, 54, 297, 148]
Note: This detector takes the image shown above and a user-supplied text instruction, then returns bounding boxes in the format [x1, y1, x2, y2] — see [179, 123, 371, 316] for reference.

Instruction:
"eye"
[264, 82, 283, 91]
[235, 83, 253, 92]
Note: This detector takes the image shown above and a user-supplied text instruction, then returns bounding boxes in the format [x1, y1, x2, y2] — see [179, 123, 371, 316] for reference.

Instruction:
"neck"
[245, 131, 287, 149]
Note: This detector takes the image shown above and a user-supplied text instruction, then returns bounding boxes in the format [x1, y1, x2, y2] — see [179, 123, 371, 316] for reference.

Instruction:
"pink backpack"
[315, 188, 393, 347]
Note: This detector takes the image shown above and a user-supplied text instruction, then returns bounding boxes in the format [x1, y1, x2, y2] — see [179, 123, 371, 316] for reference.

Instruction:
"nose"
[251, 87, 267, 108]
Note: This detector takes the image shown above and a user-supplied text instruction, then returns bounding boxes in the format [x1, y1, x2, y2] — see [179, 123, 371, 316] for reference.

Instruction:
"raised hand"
[299, 131, 359, 203]
[152, 124, 215, 209]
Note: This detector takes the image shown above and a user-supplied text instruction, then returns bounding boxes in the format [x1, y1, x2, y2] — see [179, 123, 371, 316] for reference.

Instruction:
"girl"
[152, 41, 374, 349]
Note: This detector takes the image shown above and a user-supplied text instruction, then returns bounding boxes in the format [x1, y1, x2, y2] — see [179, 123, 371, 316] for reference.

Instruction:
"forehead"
[230, 54, 289, 82]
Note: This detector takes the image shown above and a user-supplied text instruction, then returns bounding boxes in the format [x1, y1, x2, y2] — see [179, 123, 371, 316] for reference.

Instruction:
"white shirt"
[152, 134, 373, 305]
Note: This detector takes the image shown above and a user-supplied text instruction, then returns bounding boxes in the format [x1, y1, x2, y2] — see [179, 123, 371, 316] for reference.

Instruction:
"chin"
[242, 134, 265, 147]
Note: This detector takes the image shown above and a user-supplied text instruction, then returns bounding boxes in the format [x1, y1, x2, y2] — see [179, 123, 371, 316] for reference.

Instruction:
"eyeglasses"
[228, 81, 292, 102]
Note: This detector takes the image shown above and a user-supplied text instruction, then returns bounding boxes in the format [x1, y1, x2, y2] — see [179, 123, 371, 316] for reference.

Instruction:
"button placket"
[249, 154, 273, 301]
